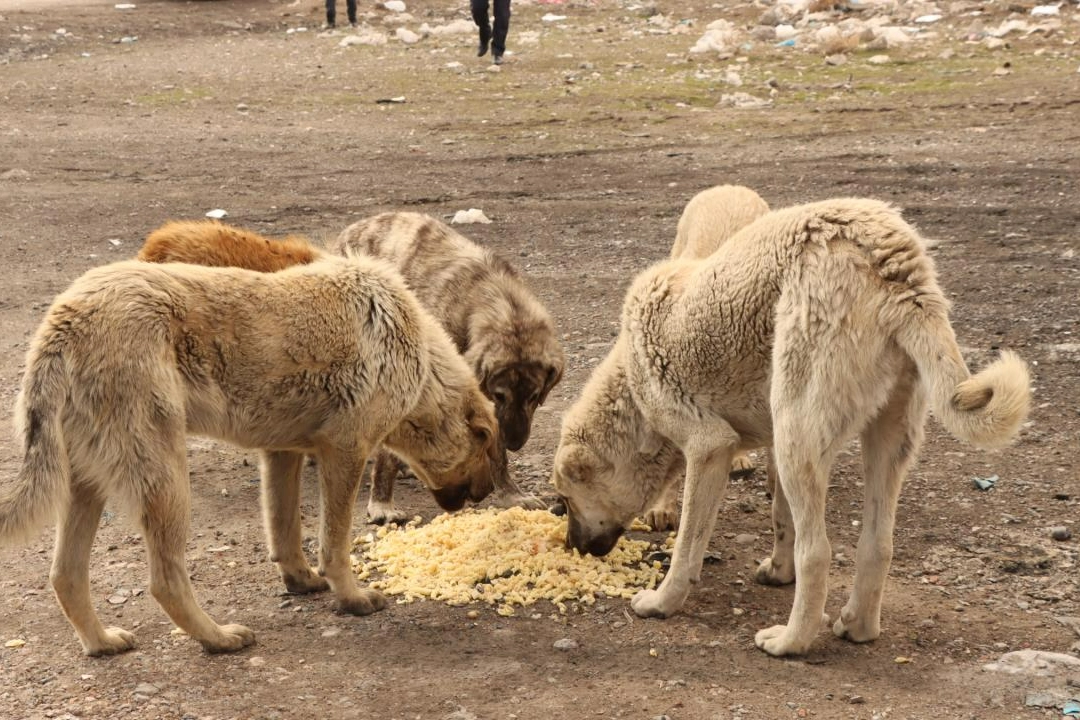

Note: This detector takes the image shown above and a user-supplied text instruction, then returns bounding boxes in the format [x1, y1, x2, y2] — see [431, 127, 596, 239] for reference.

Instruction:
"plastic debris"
[541, 13, 567, 23]
[107, 238, 122, 247]
[914, 14, 942, 23]
[451, 208, 492, 225]
[114, 3, 136, 8]
[205, 209, 228, 219]
[972, 474, 998, 491]
[1063, 701, 1080, 718]
[4, 639, 26, 648]
[375, 96, 406, 104]
[776, 38, 796, 47]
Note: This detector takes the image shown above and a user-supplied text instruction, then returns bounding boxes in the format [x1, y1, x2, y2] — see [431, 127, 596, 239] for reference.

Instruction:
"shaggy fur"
[552, 198, 1030, 657]
[138, 220, 322, 270]
[637, 185, 771, 531]
[0, 257, 498, 656]
[334, 212, 565, 522]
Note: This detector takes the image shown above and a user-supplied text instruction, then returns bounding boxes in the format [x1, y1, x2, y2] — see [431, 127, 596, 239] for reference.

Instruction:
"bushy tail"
[0, 347, 71, 545]
[897, 314, 1030, 450]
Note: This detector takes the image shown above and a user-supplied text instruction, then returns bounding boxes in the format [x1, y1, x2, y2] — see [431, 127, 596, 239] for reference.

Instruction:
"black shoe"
[477, 26, 491, 57]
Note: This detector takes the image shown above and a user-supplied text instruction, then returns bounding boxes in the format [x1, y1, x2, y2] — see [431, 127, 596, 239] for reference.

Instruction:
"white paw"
[754, 624, 803, 656]
[367, 502, 409, 525]
[730, 454, 755, 476]
[832, 609, 880, 643]
[642, 507, 678, 532]
[84, 627, 137, 656]
[754, 556, 795, 586]
[631, 588, 682, 618]
[490, 489, 546, 510]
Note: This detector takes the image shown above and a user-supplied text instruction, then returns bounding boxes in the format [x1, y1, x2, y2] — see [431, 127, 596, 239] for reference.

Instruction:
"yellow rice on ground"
[353, 507, 668, 614]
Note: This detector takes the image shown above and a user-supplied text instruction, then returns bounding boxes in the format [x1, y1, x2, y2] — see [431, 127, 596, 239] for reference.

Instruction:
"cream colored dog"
[636, 185, 771, 532]
[0, 256, 498, 656]
[552, 198, 1030, 656]
[334, 212, 565, 522]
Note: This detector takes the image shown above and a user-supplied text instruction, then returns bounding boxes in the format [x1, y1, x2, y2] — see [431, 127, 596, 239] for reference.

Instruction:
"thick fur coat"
[0, 256, 498, 656]
[138, 220, 322, 270]
[334, 212, 565, 521]
[552, 198, 1030, 657]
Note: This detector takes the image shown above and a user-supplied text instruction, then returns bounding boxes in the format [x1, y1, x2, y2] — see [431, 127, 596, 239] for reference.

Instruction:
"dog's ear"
[537, 364, 563, 406]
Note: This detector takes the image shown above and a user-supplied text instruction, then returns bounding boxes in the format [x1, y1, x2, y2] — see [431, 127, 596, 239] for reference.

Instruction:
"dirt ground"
[1, 0, 1079, 718]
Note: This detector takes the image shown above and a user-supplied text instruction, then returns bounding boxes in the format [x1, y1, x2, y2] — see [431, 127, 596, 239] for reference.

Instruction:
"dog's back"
[138, 220, 321, 272]
[671, 185, 770, 261]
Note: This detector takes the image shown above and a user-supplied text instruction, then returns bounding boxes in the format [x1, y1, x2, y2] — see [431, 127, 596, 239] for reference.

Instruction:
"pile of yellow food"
[353, 507, 668, 614]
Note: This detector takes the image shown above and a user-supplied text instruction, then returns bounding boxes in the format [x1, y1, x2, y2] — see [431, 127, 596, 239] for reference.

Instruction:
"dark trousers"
[471, 0, 511, 54]
[326, 0, 357, 26]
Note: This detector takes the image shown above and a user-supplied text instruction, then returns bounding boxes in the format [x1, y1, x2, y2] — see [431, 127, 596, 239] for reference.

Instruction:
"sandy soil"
[1, 0, 1078, 718]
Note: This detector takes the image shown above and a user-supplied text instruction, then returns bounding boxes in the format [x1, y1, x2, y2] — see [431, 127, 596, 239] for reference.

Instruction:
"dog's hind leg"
[755, 452, 796, 586]
[260, 450, 330, 595]
[140, 459, 256, 653]
[834, 359, 926, 644]
[51, 480, 137, 656]
[366, 449, 411, 525]
[631, 429, 737, 619]
[318, 446, 388, 616]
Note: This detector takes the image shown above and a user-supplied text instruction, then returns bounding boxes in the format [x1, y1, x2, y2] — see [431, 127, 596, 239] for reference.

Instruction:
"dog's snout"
[431, 483, 470, 512]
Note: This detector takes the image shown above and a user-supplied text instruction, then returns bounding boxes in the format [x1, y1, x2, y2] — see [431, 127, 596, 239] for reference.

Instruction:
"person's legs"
[471, 0, 492, 56]
[325, 0, 336, 27]
[345, 0, 357, 25]
[491, 0, 511, 60]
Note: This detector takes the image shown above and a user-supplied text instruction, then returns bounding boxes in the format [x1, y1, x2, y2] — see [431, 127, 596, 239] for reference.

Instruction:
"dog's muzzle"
[566, 510, 623, 557]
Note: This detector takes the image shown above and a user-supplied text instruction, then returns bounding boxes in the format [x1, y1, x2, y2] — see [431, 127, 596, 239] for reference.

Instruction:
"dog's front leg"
[260, 450, 331, 594]
[317, 446, 388, 616]
[631, 436, 735, 619]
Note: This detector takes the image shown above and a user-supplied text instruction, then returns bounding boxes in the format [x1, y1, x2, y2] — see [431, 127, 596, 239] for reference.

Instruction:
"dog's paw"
[729, 453, 756, 478]
[336, 589, 388, 616]
[832, 606, 880, 643]
[490, 489, 546, 511]
[754, 624, 810, 657]
[200, 623, 256, 654]
[367, 502, 409, 525]
[84, 627, 137, 656]
[282, 567, 331, 595]
[754, 556, 795, 586]
[641, 506, 678, 532]
[630, 588, 681, 619]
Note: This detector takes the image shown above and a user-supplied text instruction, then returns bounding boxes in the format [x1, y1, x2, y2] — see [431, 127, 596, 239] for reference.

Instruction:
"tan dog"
[637, 185, 772, 532]
[334, 212, 565, 523]
[0, 256, 498, 656]
[138, 219, 321, 270]
[552, 198, 1030, 656]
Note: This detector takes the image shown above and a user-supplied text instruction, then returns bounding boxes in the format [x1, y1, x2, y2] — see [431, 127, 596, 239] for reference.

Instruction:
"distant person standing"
[472, 0, 510, 65]
[326, 0, 357, 28]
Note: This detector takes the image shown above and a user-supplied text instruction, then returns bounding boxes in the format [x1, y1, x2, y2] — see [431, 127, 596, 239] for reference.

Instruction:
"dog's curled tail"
[1, 347, 71, 545]
[898, 314, 1030, 450]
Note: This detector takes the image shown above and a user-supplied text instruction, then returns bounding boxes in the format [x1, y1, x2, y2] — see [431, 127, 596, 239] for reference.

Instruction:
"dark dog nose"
[566, 512, 623, 557]
[430, 484, 470, 512]
[501, 422, 529, 452]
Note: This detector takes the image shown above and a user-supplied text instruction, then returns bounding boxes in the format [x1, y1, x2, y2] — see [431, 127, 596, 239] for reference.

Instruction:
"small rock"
[205, 209, 228, 219]
[824, 54, 847, 66]
[279, 599, 293, 609]
[1, 168, 31, 181]
[849, 695, 866, 704]
[133, 683, 160, 696]
[1051, 526, 1071, 541]
[395, 27, 420, 44]
[868, 54, 890, 65]
[236, 103, 249, 112]
[734, 533, 757, 545]
[5, 639, 26, 648]
[321, 627, 341, 638]
[984, 649, 1080, 676]
[451, 208, 492, 225]
[384, 0, 406, 11]
[248, 656, 266, 667]
[553, 638, 578, 651]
